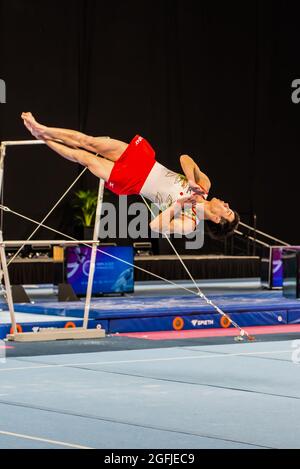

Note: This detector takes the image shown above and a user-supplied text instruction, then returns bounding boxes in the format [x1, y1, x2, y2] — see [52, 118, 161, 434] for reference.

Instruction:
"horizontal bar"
[1, 138, 109, 147]
[239, 222, 289, 246]
[1, 140, 46, 147]
[1, 240, 100, 247]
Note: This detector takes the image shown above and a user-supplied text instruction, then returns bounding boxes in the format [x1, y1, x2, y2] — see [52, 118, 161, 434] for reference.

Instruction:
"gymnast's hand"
[176, 194, 198, 207]
[188, 179, 208, 196]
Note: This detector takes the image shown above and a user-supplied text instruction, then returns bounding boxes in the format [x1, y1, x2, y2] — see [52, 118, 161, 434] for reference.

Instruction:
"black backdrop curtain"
[0, 0, 299, 246]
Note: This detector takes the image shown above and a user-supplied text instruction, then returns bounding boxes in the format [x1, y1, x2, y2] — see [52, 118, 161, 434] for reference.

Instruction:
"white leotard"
[140, 163, 191, 210]
[140, 162, 208, 225]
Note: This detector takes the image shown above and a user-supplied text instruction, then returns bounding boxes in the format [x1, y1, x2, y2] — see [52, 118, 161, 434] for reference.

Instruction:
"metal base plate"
[7, 328, 106, 343]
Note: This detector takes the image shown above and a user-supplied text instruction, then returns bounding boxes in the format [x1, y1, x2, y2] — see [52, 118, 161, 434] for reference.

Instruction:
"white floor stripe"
[0, 430, 92, 449]
[0, 349, 292, 373]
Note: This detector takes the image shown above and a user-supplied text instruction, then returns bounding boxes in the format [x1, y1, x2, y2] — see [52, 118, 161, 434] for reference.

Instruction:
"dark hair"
[205, 211, 240, 241]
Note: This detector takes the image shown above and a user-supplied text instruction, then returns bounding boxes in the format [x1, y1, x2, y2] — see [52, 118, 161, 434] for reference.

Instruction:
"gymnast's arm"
[149, 200, 196, 235]
[180, 154, 211, 194]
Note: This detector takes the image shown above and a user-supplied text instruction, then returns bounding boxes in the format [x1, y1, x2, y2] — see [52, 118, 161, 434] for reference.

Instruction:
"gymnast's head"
[204, 198, 240, 240]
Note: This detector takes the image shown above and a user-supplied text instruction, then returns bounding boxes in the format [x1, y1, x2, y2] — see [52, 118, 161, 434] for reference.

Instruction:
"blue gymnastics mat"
[1, 291, 300, 335]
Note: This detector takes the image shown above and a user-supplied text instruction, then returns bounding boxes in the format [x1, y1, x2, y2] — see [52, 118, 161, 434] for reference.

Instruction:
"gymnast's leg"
[21, 112, 128, 162]
[44, 140, 114, 181]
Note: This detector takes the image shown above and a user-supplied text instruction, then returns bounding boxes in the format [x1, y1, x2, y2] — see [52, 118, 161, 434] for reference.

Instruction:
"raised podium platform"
[1, 289, 299, 339]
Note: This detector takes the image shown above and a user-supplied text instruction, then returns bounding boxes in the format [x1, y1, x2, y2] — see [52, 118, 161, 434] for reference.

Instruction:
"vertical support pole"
[0, 231, 17, 335]
[0, 144, 6, 232]
[83, 179, 105, 329]
[0, 143, 6, 196]
[253, 214, 257, 257]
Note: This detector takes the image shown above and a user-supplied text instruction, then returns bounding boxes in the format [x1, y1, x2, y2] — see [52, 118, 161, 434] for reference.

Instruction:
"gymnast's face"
[209, 198, 235, 224]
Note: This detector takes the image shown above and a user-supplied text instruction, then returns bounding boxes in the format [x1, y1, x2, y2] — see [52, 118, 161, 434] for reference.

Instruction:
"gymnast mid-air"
[21, 112, 240, 238]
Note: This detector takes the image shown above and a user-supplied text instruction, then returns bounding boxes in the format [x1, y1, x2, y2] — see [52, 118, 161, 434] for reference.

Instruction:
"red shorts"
[105, 135, 156, 196]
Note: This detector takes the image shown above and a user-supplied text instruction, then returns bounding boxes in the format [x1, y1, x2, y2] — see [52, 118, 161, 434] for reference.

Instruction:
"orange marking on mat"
[173, 317, 185, 331]
[64, 322, 76, 329]
[220, 316, 231, 329]
[10, 324, 23, 334]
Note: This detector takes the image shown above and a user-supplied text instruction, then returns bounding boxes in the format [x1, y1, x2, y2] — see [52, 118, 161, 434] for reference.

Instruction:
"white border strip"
[0, 349, 292, 373]
[0, 430, 92, 449]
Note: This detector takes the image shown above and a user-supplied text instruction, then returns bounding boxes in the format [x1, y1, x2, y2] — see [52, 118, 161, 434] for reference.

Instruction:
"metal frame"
[0, 140, 105, 341]
[235, 221, 290, 289]
[238, 222, 290, 247]
[263, 245, 300, 290]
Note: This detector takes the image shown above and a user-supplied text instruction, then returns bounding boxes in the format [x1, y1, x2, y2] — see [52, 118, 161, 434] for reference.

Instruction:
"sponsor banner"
[227, 311, 288, 327]
[0, 311, 291, 339]
[109, 311, 288, 334]
[66, 246, 134, 296]
[287, 310, 300, 324]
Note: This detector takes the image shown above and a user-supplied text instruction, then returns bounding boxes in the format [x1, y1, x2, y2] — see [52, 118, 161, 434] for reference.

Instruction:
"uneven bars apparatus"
[0, 140, 105, 342]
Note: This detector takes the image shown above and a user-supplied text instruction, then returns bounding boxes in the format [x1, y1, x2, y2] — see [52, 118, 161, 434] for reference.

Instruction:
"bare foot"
[22, 118, 42, 139]
[21, 112, 47, 140]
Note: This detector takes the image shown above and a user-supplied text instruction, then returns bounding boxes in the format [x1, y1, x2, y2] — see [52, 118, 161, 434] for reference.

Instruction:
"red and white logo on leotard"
[135, 136, 143, 146]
